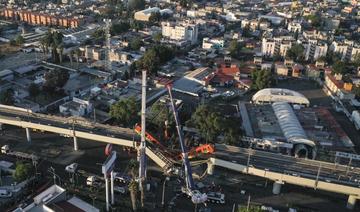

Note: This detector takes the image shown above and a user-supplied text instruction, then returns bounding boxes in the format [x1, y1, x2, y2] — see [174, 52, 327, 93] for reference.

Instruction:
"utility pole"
[138, 70, 147, 208]
[246, 195, 251, 211]
[104, 19, 112, 73]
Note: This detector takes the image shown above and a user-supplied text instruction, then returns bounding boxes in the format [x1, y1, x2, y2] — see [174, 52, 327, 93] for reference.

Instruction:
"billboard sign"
[102, 151, 117, 175]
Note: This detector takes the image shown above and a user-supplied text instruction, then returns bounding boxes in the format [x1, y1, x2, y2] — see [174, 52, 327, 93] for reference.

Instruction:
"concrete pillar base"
[25, 128, 31, 142]
[347, 195, 357, 210]
[207, 162, 214, 175]
[272, 181, 284, 195]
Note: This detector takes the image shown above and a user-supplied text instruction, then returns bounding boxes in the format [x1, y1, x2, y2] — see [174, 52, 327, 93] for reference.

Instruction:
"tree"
[44, 69, 69, 89]
[180, 0, 192, 8]
[28, 83, 40, 101]
[110, 97, 139, 127]
[128, 0, 145, 11]
[111, 22, 130, 35]
[223, 117, 242, 145]
[251, 69, 274, 90]
[15, 35, 25, 45]
[148, 101, 174, 138]
[228, 40, 241, 58]
[306, 14, 322, 28]
[136, 45, 174, 75]
[0, 89, 15, 105]
[129, 37, 143, 51]
[332, 60, 347, 75]
[353, 85, 360, 100]
[13, 162, 33, 182]
[153, 33, 162, 43]
[127, 159, 139, 211]
[238, 205, 262, 212]
[136, 48, 160, 74]
[286, 44, 304, 62]
[187, 105, 223, 143]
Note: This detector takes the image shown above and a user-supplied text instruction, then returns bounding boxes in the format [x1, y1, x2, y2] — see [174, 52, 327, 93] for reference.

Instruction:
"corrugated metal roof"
[272, 102, 315, 147]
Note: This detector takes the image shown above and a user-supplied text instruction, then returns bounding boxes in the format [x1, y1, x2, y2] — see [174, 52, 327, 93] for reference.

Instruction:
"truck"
[1, 145, 39, 161]
[206, 192, 225, 204]
[352, 110, 360, 130]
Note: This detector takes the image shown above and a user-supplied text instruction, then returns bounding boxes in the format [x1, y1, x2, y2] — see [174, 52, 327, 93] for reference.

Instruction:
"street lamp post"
[161, 177, 170, 208]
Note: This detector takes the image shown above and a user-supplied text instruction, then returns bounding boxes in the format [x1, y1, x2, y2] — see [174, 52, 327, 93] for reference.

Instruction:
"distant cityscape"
[0, 0, 360, 212]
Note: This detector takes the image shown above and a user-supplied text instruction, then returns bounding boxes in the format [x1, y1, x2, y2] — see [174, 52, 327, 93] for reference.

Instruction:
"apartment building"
[330, 40, 360, 61]
[287, 22, 302, 32]
[161, 21, 199, 44]
[304, 40, 328, 61]
[1, 8, 82, 28]
[261, 37, 294, 57]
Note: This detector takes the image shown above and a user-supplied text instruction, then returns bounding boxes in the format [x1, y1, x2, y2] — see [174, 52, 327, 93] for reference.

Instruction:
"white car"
[0, 189, 12, 198]
[114, 186, 127, 194]
[65, 163, 78, 173]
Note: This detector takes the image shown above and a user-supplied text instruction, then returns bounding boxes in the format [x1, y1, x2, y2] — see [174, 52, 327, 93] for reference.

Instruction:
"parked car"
[0, 189, 12, 198]
[114, 186, 127, 194]
[65, 163, 78, 173]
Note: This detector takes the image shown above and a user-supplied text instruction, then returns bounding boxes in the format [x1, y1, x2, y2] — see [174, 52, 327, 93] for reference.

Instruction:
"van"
[86, 176, 101, 187]
[0, 189, 12, 198]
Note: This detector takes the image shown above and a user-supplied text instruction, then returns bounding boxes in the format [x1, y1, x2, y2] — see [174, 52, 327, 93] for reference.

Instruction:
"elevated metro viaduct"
[0, 105, 360, 210]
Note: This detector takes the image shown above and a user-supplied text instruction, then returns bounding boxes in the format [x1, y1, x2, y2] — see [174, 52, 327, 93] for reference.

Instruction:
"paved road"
[215, 145, 360, 188]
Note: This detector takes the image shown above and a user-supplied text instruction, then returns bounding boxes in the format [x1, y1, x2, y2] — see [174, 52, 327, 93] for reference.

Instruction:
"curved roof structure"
[252, 88, 310, 106]
[272, 102, 315, 147]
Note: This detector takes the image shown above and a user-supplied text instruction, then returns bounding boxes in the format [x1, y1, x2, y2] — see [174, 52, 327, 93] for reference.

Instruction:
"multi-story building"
[287, 22, 302, 33]
[304, 40, 328, 61]
[0, 8, 82, 28]
[134, 7, 160, 22]
[261, 37, 294, 57]
[330, 40, 360, 61]
[161, 21, 199, 44]
[202, 37, 224, 50]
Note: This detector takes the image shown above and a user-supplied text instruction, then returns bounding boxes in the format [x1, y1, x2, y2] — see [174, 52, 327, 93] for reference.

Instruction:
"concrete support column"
[207, 162, 214, 175]
[272, 181, 284, 195]
[25, 128, 31, 142]
[347, 195, 357, 210]
[111, 171, 115, 205]
[73, 136, 78, 151]
[105, 177, 110, 211]
[0, 123, 3, 130]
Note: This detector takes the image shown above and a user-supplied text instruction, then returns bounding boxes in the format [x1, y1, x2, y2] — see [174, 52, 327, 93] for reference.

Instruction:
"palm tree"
[128, 159, 139, 211]
[57, 44, 64, 64]
[69, 50, 74, 67]
[128, 179, 138, 211]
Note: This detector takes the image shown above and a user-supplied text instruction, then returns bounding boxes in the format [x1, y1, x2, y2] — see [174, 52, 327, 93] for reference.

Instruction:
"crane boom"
[166, 84, 194, 189]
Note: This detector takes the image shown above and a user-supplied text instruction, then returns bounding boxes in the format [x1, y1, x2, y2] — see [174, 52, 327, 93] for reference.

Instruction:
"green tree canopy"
[187, 105, 223, 142]
[332, 60, 348, 75]
[110, 97, 139, 127]
[129, 37, 143, 50]
[15, 35, 25, 45]
[44, 69, 70, 89]
[251, 69, 274, 90]
[228, 40, 241, 58]
[136, 45, 174, 75]
[0, 89, 15, 105]
[128, 0, 145, 11]
[286, 44, 304, 62]
[111, 22, 130, 35]
[13, 162, 33, 182]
